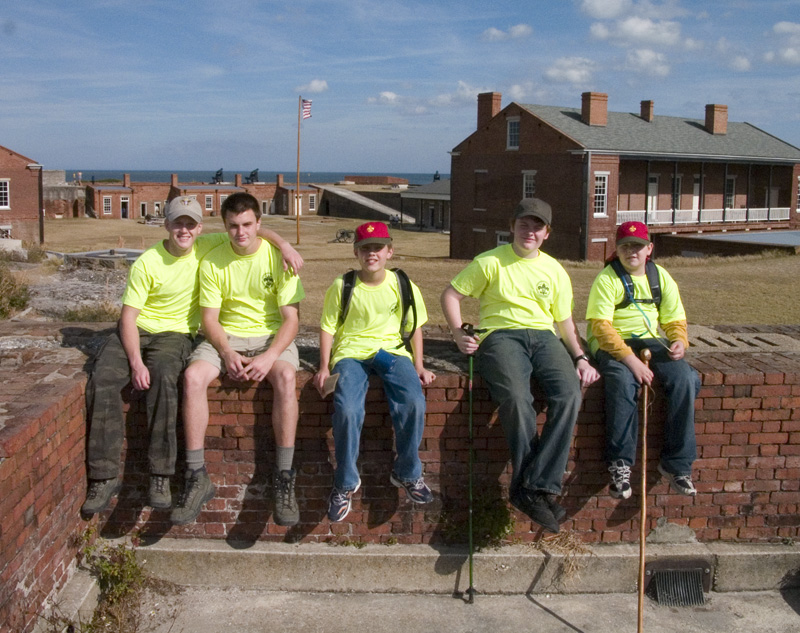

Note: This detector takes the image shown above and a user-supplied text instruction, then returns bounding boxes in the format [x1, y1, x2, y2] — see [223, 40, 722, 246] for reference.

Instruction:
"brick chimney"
[235, 173, 242, 187]
[123, 173, 131, 188]
[276, 174, 284, 187]
[581, 92, 608, 126]
[705, 104, 728, 135]
[171, 173, 179, 187]
[477, 92, 502, 129]
[640, 100, 654, 122]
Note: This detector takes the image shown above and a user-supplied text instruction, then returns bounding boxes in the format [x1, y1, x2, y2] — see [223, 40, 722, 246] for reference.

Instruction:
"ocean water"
[64, 169, 448, 187]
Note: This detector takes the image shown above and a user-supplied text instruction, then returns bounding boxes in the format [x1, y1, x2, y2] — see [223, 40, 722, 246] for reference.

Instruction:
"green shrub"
[0, 263, 30, 318]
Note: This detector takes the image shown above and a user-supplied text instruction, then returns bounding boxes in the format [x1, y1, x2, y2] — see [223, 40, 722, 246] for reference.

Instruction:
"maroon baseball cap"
[616, 221, 650, 246]
[354, 222, 392, 247]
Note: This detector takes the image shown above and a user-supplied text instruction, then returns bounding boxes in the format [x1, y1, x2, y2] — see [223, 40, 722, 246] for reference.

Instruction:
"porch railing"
[616, 207, 791, 226]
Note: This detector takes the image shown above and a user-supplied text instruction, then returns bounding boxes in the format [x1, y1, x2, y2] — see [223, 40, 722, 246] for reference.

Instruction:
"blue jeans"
[477, 329, 582, 495]
[331, 353, 426, 491]
[594, 338, 700, 476]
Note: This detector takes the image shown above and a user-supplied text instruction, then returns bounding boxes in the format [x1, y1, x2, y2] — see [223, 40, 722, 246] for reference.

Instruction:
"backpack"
[609, 258, 662, 312]
[338, 268, 417, 353]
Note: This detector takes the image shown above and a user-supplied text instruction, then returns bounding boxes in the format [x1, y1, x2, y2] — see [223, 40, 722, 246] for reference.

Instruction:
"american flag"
[302, 99, 312, 119]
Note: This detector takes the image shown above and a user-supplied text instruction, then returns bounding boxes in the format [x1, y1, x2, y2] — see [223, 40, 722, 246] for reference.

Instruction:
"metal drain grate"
[652, 568, 705, 606]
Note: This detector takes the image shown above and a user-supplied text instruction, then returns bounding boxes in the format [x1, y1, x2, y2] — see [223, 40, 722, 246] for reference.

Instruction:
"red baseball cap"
[616, 221, 650, 246]
[354, 221, 392, 247]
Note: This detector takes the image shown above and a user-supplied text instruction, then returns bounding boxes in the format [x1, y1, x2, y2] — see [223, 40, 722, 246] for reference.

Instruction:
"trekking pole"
[462, 323, 476, 604]
[637, 347, 652, 633]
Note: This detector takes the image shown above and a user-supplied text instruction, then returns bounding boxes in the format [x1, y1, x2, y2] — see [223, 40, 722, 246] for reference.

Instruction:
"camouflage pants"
[85, 329, 192, 480]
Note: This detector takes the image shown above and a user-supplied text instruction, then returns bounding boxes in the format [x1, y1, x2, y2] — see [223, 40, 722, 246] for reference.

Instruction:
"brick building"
[449, 92, 800, 261]
[84, 173, 314, 220]
[0, 144, 43, 242]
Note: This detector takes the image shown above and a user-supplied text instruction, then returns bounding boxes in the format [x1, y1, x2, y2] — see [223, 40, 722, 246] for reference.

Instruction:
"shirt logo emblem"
[536, 281, 551, 297]
[262, 273, 275, 290]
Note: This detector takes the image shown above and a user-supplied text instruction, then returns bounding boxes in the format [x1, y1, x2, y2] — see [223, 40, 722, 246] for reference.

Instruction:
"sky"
[2, 0, 800, 175]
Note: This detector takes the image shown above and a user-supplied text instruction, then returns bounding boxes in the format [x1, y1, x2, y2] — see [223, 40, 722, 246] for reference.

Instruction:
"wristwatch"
[573, 353, 590, 366]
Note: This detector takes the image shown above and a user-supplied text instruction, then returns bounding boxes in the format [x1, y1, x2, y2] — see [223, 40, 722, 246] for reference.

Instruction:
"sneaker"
[543, 493, 567, 523]
[327, 480, 360, 523]
[608, 459, 633, 500]
[81, 477, 121, 515]
[390, 473, 434, 504]
[170, 467, 215, 525]
[658, 463, 697, 496]
[148, 475, 172, 509]
[273, 469, 299, 527]
[510, 487, 559, 534]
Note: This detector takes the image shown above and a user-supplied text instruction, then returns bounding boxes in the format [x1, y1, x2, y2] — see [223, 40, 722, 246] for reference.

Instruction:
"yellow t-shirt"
[585, 262, 686, 354]
[449, 245, 574, 337]
[122, 232, 228, 334]
[199, 238, 305, 337]
[320, 270, 428, 369]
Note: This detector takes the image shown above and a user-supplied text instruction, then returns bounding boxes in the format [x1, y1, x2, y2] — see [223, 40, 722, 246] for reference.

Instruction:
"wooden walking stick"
[637, 347, 652, 633]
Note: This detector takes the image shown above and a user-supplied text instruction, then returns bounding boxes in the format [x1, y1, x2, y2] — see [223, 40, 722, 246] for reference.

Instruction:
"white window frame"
[0, 180, 9, 208]
[205, 195, 213, 211]
[725, 176, 736, 209]
[309, 194, 316, 212]
[140, 202, 147, 217]
[103, 196, 112, 216]
[219, 195, 228, 209]
[692, 175, 701, 211]
[496, 230, 510, 246]
[671, 174, 683, 210]
[796, 177, 800, 212]
[593, 172, 610, 217]
[506, 117, 520, 150]
[647, 175, 659, 213]
[522, 170, 537, 199]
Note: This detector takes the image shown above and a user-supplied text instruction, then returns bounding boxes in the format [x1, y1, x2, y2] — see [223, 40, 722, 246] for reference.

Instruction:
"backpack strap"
[338, 269, 358, 326]
[392, 268, 417, 353]
[610, 258, 661, 311]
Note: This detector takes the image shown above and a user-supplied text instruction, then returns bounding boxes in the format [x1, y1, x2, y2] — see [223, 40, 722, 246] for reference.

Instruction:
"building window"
[593, 172, 609, 217]
[205, 195, 213, 211]
[507, 117, 520, 150]
[725, 176, 736, 209]
[671, 175, 682, 210]
[796, 177, 799, 212]
[309, 194, 316, 212]
[103, 197, 112, 215]
[140, 202, 147, 217]
[496, 231, 510, 246]
[0, 180, 9, 208]
[219, 195, 228, 208]
[522, 171, 536, 199]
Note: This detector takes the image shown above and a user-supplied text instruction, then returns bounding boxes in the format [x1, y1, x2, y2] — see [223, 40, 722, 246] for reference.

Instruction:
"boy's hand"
[575, 359, 599, 387]
[418, 367, 436, 387]
[622, 354, 654, 386]
[280, 243, 304, 275]
[129, 361, 151, 391]
[453, 330, 479, 355]
[313, 367, 330, 397]
[668, 340, 685, 361]
[241, 350, 277, 382]
[221, 349, 248, 381]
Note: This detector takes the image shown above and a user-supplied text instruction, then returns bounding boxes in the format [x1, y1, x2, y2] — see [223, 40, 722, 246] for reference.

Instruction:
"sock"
[186, 449, 205, 473]
[276, 446, 295, 473]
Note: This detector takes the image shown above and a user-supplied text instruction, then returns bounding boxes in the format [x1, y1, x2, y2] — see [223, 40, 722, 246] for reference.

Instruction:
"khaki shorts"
[189, 334, 300, 374]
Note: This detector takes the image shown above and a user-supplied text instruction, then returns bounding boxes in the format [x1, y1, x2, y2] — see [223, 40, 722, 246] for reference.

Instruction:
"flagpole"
[296, 96, 302, 245]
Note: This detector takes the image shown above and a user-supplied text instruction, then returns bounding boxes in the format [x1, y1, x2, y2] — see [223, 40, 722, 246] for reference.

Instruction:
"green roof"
[519, 103, 800, 163]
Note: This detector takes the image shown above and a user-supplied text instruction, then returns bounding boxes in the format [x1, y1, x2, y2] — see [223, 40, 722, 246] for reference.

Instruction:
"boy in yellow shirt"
[313, 221, 436, 522]
[586, 221, 699, 499]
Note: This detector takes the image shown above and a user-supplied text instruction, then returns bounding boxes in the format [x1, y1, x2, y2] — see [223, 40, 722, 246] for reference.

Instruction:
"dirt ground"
[6, 216, 800, 326]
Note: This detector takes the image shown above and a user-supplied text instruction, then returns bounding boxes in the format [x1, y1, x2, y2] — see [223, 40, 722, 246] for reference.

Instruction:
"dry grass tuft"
[527, 531, 595, 588]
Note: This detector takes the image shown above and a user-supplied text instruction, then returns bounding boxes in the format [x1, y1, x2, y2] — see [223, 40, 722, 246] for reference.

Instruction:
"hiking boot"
[658, 463, 696, 496]
[327, 480, 361, 523]
[273, 469, 299, 527]
[510, 487, 559, 534]
[543, 493, 567, 523]
[390, 472, 434, 504]
[81, 477, 121, 515]
[148, 475, 172, 509]
[170, 467, 215, 525]
[608, 459, 633, 500]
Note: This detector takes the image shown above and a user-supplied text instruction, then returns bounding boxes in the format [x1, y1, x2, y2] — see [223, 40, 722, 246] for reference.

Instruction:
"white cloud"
[765, 21, 800, 65]
[625, 48, 670, 76]
[481, 24, 532, 41]
[616, 16, 681, 46]
[544, 57, 596, 84]
[298, 79, 328, 93]
[730, 56, 751, 72]
[579, 0, 632, 20]
[507, 82, 534, 101]
[778, 47, 800, 64]
[774, 21, 800, 36]
[430, 81, 486, 107]
[368, 91, 399, 105]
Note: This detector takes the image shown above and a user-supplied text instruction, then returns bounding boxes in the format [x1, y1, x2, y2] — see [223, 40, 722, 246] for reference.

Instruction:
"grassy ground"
[41, 217, 800, 326]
